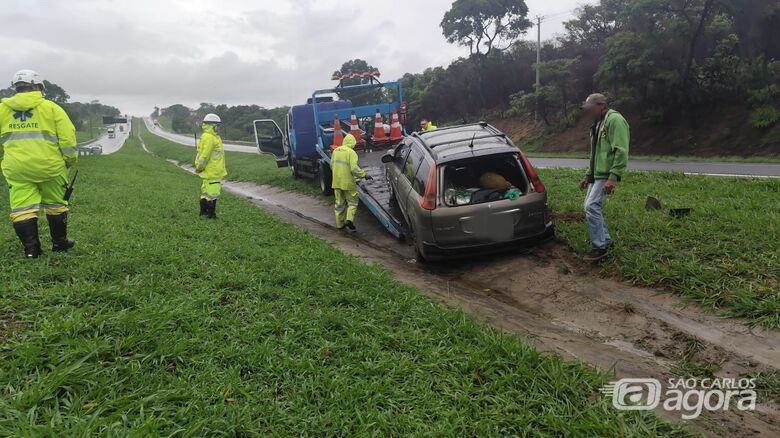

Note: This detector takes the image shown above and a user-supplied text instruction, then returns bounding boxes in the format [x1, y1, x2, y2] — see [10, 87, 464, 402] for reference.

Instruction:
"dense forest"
[401, 0, 780, 154]
[157, 0, 780, 155]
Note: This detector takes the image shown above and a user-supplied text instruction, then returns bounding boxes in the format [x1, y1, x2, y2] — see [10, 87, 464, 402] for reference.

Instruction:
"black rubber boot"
[199, 198, 209, 217]
[47, 213, 76, 252]
[207, 200, 217, 219]
[13, 218, 42, 259]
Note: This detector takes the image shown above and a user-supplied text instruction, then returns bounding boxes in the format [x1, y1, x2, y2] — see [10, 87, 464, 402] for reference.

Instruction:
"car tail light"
[420, 164, 438, 210]
[517, 151, 545, 193]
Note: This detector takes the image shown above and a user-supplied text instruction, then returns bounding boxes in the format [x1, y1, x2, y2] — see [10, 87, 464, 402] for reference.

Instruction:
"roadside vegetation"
[541, 168, 780, 328]
[141, 122, 780, 329]
[0, 127, 687, 436]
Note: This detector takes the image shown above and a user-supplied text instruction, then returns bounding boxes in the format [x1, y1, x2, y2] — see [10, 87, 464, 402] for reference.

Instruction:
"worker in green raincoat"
[194, 113, 227, 219]
[330, 134, 371, 232]
[0, 69, 77, 258]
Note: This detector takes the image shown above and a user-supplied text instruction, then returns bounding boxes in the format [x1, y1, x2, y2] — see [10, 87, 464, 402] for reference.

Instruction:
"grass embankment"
[75, 116, 107, 144]
[0, 127, 686, 435]
[541, 168, 780, 329]
[141, 121, 780, 329]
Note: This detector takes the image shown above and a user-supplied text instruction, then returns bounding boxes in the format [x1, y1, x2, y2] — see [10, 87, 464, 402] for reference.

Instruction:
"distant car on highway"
[382, 123, 554, 261]
[107, 126, 115, 139]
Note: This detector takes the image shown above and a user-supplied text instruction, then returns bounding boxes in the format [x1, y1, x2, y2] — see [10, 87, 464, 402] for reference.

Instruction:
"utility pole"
[535, 15, 542, 122]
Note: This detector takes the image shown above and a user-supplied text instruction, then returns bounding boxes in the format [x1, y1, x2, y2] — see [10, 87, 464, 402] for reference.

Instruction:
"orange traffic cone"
[349, 111, 365, 147]
[330, 114, 343, 151]
[389, 109, 404, 141]
[372, 109, 387, 143]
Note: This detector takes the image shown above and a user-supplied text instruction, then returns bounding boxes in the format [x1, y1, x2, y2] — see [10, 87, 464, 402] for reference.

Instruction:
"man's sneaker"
[583, 247, 609, 262]
[345, 221, 356, 233]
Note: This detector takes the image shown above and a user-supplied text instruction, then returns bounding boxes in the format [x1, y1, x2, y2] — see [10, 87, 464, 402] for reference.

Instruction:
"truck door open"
[253, 119, 289, 168]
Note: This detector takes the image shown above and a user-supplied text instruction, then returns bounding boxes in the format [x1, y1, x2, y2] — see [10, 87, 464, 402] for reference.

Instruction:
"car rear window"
[442, 154, 528, 207]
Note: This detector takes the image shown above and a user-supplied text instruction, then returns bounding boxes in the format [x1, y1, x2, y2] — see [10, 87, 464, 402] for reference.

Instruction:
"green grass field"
[0, 126, 688, 435]
[76, 128, 105, 144]
[140, 122, 780, 329]
[540, 168, 780, 328]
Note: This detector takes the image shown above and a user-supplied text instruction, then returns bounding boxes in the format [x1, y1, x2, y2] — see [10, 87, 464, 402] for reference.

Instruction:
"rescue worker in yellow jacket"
[194, 113, 227, 219]
[0, 69, 77, 258]
[420, 119, 437, 132]
[331, 134, 371, 232]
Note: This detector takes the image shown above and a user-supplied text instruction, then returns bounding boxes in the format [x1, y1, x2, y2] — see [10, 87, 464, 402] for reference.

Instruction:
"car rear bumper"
[421, 223, 555, 261]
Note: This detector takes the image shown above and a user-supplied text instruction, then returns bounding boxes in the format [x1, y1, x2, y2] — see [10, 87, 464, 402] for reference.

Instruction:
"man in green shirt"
[579, 93, 630, 261]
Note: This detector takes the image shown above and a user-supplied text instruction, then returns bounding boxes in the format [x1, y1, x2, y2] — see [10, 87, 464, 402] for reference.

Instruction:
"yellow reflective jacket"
[331, 134, 366, 191]
[0, 90, 77, 183]
[422, 121, 438, 131]
[195, 124, 227, 180]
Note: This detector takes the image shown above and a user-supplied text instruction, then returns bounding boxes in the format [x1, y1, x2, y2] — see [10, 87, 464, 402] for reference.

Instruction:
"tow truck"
[252, 73, 409, 239]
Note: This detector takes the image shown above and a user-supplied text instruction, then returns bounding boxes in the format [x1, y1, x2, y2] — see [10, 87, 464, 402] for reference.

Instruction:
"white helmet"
[12, 69, 45, 89]
[203, 113, 221, 123]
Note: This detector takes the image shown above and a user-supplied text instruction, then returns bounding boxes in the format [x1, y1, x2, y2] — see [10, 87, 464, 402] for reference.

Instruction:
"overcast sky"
[0, 0, 593, 115]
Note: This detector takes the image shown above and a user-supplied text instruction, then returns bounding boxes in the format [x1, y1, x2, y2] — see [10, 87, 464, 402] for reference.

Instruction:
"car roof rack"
[427, 133, 506, 149]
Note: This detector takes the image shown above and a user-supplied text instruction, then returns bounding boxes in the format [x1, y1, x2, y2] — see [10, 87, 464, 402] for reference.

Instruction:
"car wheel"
[409, 224, 427, 263]
[318, 160, 334, 196]
[387, 172, 396, 201]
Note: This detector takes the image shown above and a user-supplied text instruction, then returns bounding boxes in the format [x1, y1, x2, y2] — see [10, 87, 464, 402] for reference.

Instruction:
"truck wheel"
[318, 160, 334, 196]
[290, 157, 300, 179]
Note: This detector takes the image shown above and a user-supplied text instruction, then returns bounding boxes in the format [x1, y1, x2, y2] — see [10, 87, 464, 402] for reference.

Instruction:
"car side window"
[412, 158, 431, 195]
[394, 142, 411, 168]
[403, 146, 423, 182]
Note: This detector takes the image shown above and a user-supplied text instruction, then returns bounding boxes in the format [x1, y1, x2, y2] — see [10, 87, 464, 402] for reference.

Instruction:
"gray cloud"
[0, 0, 592, 115]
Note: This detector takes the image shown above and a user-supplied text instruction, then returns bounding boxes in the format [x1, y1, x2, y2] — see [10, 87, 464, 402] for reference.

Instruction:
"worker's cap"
[581, 93, 607, 109]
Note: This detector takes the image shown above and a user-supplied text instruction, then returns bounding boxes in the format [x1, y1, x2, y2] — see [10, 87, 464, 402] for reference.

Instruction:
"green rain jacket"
[0, 90, 77, 182]
[195, 124, 227, 180]
[588, 109, 630, 181]
[331, 134, 366, 191]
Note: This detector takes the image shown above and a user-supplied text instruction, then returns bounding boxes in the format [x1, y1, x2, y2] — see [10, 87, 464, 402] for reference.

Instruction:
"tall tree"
[42, 80, 70, 104]
[441, 0, 531, 56]
[334, 59, 384, 107]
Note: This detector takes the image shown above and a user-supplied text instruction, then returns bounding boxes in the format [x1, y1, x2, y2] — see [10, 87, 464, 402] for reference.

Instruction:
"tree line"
[156, 0, 780, 146]
[1, 81, 121, 133]
[152, 103, 289, 142]
[403, 0, 780, 131]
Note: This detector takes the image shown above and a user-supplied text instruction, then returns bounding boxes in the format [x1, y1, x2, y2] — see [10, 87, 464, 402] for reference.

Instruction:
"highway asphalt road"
[144, 118, 780, 177]
[143, 117, 257, 154]
[530, 157, 780, 178]
[86, 121, 131, 155]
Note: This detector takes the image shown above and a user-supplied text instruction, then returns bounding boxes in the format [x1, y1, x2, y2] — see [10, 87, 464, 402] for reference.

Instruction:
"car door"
[397, 144, 424, 223]
[387, 141, 411, 197]
[253, 119, 289, 168]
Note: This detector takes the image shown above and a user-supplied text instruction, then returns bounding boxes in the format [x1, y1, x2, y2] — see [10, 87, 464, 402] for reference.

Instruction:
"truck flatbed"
[354, 148, 408, 240]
